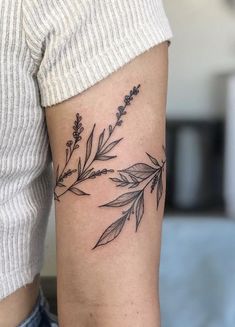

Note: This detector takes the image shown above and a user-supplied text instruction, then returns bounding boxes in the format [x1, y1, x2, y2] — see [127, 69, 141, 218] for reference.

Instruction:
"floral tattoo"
[54, 84, 141, 201]
[53, 84, 165, 249]
[93, 149, 166, 249]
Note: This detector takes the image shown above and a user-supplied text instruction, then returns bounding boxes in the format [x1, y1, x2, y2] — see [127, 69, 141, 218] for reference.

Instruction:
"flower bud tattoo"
[53, 84, 165, 249]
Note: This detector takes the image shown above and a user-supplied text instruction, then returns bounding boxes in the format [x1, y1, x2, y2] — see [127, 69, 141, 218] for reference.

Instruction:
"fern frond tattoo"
[93, 149, 166, 249]
[54, 84, 141, 201]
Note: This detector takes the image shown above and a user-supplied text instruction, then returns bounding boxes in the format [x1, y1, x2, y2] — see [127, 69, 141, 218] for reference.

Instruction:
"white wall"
[42, 0, 235, 276]
[165, 0, 235, 119]
[42, 204, 56, 276]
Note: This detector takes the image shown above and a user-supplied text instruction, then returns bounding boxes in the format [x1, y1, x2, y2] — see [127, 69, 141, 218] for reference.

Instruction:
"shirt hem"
[39, 20, 173, 107]
[0, 259, 43, 300]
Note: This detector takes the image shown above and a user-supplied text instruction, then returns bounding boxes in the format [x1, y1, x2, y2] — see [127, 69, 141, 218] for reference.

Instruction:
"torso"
[0, 274, 40, 326]
[0, 0, 52, 310]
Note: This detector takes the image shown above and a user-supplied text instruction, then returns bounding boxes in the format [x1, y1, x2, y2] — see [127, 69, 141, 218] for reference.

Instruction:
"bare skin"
[0, 274, 40, 327]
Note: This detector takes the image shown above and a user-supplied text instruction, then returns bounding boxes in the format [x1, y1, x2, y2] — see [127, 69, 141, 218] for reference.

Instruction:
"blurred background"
[41, 1, 235, 326]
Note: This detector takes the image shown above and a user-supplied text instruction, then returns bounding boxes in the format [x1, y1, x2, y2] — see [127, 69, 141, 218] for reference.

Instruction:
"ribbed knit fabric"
[0, 0, 172, 299]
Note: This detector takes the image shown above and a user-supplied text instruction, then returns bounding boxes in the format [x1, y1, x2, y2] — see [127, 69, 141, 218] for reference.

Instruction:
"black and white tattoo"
[54, 84, 141, 201]
[53, 83, 165, 250]
[93, 148, 166, 249]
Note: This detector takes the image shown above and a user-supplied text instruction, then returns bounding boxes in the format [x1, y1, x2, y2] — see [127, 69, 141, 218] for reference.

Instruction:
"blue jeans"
[17, 288, 58, 327]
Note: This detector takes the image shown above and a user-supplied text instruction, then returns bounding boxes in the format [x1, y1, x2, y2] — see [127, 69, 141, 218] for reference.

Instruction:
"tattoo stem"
[137, 160, 166, 193]
[57, 143, 76, 183]
[94, 155, 166, 248]
[55, 85, 141, 201]
[101, 84, 141, 150]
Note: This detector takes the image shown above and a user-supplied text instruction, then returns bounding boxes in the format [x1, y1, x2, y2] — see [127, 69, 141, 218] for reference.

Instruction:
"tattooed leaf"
[130, 175, 139, 183]
[101, 191, 141, 208]
[95, 154, 117, 161]
[93, 215, 127, 249]
[79, 168, 94, 181]
[135, 192, 144, 231]
[110, 177, 122, 183]
[121, 163, 156, 181]
[150, 172, 160, 193]
[157, 171, 163, 208]
[54, 192, 60, 202]
[65, 148, 69, 162]
[146, 152, 160, 167]
[77, 158, 82, 177]
[120, 173, 128, 182]
[119, 182, 129, 187]
[110, 178, 129, 187]
[85, 124, 96, 164]
[129, 183, 139, 189]
[101, 138, 123, 155]
[57, 182, 66, 187]
[69, 187, 90, 196]
[129, 175, 139, 188]
[109, 125, 113, 136]
[118, 106, 125, 113]
[98, 129, 105, 151]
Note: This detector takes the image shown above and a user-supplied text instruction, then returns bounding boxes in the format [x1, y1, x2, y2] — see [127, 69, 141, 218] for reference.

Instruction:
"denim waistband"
[17, 287, 58, 327]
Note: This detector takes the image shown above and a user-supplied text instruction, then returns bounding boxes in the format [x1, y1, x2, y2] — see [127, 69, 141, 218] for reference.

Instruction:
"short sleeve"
[22, 0, 172, 107]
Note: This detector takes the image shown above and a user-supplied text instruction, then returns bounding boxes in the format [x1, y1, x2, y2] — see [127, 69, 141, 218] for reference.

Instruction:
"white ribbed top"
[0, 0, 172, 299]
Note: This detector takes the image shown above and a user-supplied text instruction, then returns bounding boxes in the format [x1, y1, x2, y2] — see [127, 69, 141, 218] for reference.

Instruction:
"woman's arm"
[45, 42, 168, 327]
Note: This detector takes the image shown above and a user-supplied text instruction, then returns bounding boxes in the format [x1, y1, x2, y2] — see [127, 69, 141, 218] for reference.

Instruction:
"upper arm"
[29, 0, 172, 324]
[45, 43, 169, 325]
[45, 42, 168, 229]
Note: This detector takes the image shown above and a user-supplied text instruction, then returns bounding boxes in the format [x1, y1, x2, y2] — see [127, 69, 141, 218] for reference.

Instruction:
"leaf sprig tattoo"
[53, 83, 166, 250]
[54, 84, 141, 201]
[93, 148, 166, 249]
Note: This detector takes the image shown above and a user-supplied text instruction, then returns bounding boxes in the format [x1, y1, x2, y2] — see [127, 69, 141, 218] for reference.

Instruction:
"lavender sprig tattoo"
[55, 113, 84, 188]
[54, 84, 141, 201]
[93, 149, 166, 249]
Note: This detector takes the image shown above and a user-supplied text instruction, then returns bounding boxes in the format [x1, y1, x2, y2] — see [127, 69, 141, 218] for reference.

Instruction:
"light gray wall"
[165, 0, 235, 119]
[42, 0, 234, 276]
[42, 204, 56, 276]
